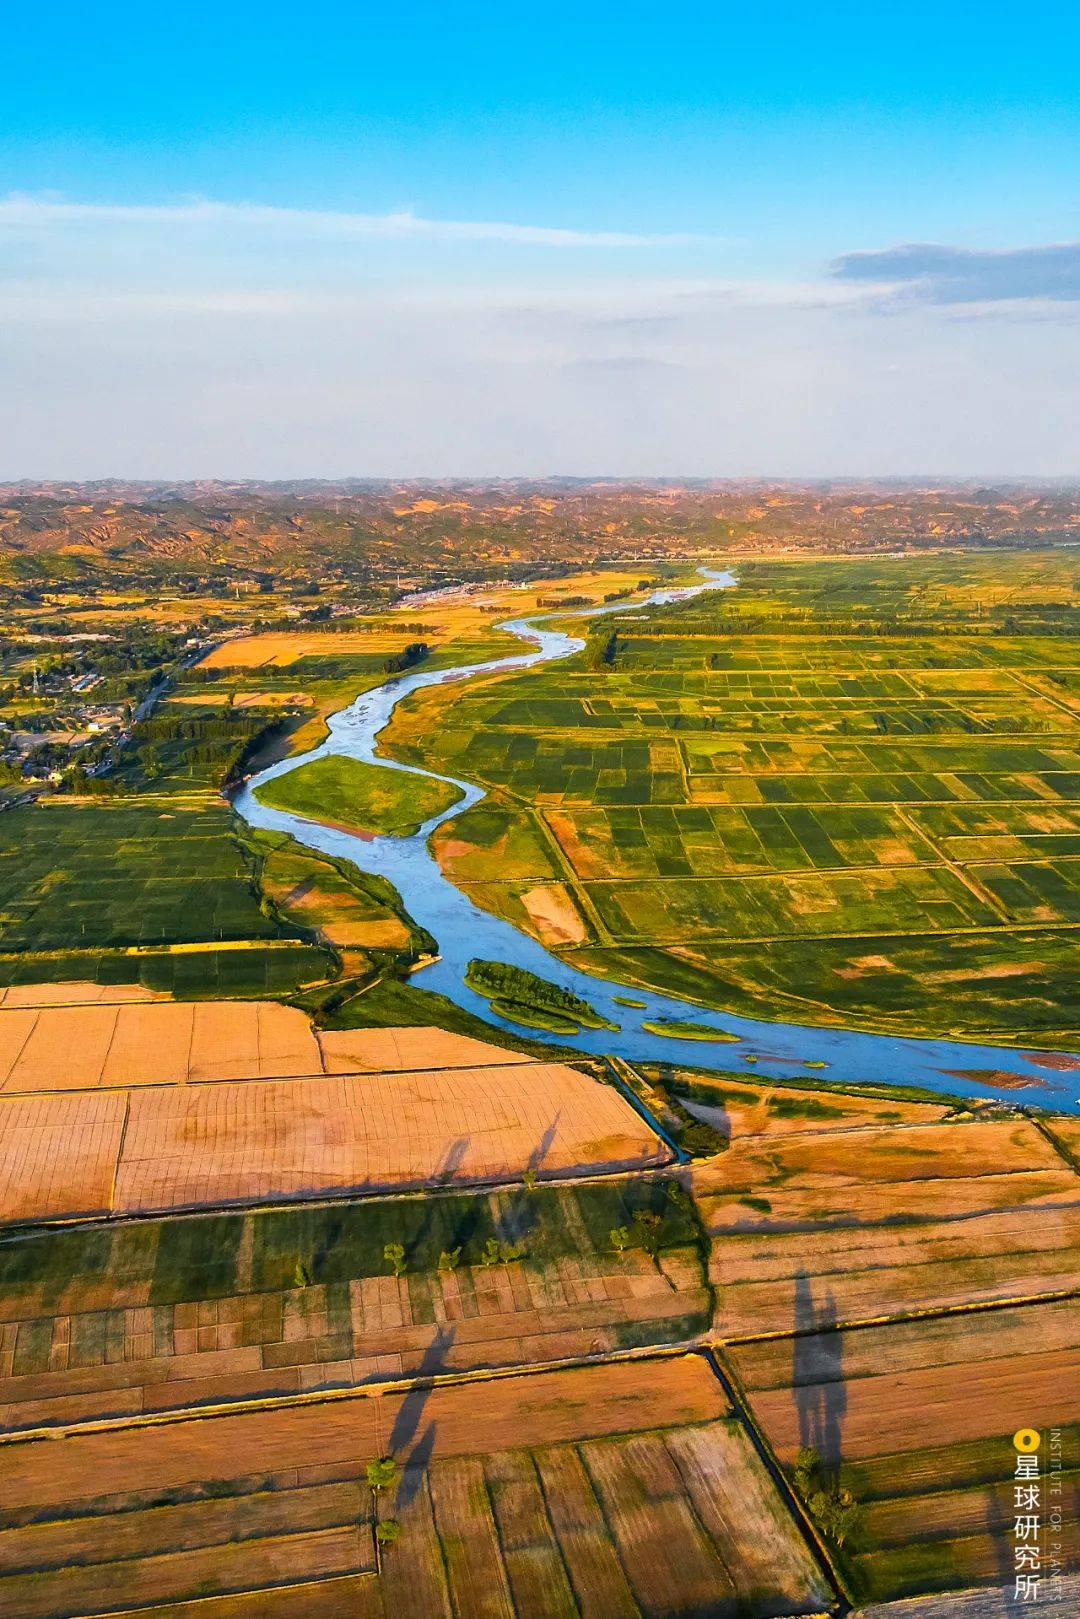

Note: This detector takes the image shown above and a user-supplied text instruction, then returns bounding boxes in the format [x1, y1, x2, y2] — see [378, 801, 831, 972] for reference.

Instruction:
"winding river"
[234, 572, 1079, 1110]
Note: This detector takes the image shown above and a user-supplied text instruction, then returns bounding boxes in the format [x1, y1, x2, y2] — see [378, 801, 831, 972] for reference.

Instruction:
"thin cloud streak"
[0, 193, 699, 249]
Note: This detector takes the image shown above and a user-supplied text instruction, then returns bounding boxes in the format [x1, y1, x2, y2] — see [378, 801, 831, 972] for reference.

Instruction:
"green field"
[0, 798, 330, 992]
[388, 552, 1080, 1043]
[0, 1174, 703, 1307]
[255, 752, 463, 836]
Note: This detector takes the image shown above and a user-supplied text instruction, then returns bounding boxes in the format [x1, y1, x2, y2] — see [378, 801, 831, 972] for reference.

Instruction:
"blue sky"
[2, 2, 1078, 476]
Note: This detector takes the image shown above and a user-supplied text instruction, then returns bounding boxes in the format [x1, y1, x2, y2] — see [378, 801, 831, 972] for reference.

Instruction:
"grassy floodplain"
[380, 550, 1080, 1046]
[255, 753, 463, 837]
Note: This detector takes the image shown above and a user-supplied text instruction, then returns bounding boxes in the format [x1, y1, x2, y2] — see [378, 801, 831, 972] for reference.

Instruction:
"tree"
[383, 1242, 406, 1277]
[366, 1457, 402, 1495]
[610, 1225, 630, 1253]
[437, 1247, 462, 1272]
[292, 1259, 311, 1289]
[792, 1446, 818, 1495]
[791, 1444, 861, 1548]
[375, 1518, 402, 1544]
[631, 1209, 663, 1258]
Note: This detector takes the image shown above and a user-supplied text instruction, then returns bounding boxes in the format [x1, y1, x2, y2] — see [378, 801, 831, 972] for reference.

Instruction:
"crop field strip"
[0, 1177, 710, 1430]
[0, 1001, 538, 1095]
[0, 1001, 670, 1223]
[0, 1065, 665, 1221]
[0, 798, 333, 997]
[689, 1109, 1080, 1333]
[727, 1302, 1080, 1604]
[645, 1065, 1080, 1606]
[0, 1354, 834, 1619]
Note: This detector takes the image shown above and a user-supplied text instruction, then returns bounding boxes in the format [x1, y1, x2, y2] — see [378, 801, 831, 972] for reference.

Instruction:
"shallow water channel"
[234, 572, 1079, 1110]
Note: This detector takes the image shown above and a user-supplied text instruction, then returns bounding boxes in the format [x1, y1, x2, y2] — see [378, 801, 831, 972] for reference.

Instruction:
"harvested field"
[0, 1092, 128, 1221]
[656, 1068, 950, 1139]
[853, 1577, 1080, 1617]
[0, 981, 168, 1008]
[111, 1063, 664, 1213]
[199, 632, 420, 668]
[0, 1000, 534, 1093]
[730, 1301, 1080, 1604]
[693, 1116, 1080, 1333]
[0, 1356, 719, 1512]
[0, 1000, 324, 1092]
[520, 882, 589, 945]
[316, 1025, 536, 1073]
[0, 1059, 665, 1223]
[232, 690, 314, 707]
[0, 1356, 834, 1619]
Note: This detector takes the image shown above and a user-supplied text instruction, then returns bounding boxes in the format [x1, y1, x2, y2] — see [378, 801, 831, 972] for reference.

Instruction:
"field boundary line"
[529, 803, 615, 944]
[602, 1055, 687, 1162]
[106, 1091, 132, 1216]
[1021, 1108, 1080, 1175]
[67, 1561, 377, 1619]
[0, 1342, 708, 1449]
[700, 1344, 850, 1614]
[892, 806, 1012, 922]
[719, 1284, 1080, 1346]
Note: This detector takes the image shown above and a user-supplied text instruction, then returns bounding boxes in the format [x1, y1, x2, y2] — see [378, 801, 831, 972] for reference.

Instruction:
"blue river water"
[234, 572, 1079, 1111]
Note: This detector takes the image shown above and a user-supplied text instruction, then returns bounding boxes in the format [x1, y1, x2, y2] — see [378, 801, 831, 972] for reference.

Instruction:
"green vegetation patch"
[0, 1176, 705, 1309]
[0, 800, 317, 961]
[255, 754, 462, 837]
[466, 957, 617, 1031]
[641, 1017, 740, 1043]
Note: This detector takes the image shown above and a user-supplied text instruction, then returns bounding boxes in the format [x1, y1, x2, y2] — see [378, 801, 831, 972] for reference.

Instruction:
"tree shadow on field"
[792, 1271, 847, 1479]
[407, 1136, 473, 1263]
[434, 1135, 471, 1187]
[389, 1324, 456, 1511]
[497, 1111, 561, 1246]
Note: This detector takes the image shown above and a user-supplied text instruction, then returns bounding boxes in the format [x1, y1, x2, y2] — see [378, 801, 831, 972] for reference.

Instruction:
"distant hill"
[1, 479, 1077, 597]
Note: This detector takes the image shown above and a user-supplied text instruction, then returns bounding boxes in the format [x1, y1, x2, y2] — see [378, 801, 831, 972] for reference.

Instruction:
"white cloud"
[0, 193, 697, 249]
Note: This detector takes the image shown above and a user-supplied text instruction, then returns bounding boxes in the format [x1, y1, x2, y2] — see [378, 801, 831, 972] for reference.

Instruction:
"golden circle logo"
[1013, 1428, 1041, 1453]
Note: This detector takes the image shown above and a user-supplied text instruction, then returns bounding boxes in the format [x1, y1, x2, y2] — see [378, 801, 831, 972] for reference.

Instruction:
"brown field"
[693, 1116, 1079, 1334]
[852, 1578, 1080, 1617]
[315, 1024, 535, 1073]
[232, 690, 314, 708]
[0, 981, 168, 1009]
[0, 999, 323, 1092]
[199, 632, 422, 668]
[730, 1302, 1080, 1604]
[0, 1355, 834, 1619]
[520, 882, 589, 946]
[660, 1068, 951, 1139]
[0, 1000, 535, 1093]
[1, 1061, 665, 1222]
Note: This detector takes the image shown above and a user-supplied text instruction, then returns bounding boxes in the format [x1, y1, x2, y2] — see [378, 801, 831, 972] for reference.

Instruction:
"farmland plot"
[382, 557, 1080, 1038]
[0, 1178, 709, 1427]
[0, 1356, 833, 1619]
[690, 1115, 1080, 1333]
[730, 1301, 1080, 1603]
